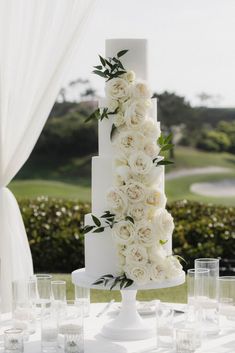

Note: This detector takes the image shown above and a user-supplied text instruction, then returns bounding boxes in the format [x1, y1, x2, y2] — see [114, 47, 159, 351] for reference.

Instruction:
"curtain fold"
[0, 0, 95, 311]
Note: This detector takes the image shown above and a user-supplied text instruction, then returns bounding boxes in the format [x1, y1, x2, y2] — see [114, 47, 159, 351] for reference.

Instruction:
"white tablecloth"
[0, 303, 235, 353]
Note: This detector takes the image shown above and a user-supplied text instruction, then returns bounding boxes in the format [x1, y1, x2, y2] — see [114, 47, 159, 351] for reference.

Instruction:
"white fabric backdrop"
[0, 0, 95, 311]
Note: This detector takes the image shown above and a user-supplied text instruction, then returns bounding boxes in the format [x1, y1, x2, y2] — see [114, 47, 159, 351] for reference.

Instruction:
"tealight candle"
[4, 328, 24, 353]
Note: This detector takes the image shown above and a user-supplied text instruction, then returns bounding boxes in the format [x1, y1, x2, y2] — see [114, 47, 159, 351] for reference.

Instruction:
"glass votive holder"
[175, 328, 197, 353]
[219, 276, 235, 321]
[4, 328, 24, 353]
[156, 303, 174, 348]
[64, 333, 83, 353]
[75, 286, 90, 317]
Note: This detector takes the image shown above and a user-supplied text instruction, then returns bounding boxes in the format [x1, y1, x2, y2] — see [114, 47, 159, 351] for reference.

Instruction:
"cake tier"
[106, 39, 148, 80]
[84, 214, 172, 279]
[99, 98, 158, 157]
[84, 214, 119, 278]
[91, 156, 165, 216]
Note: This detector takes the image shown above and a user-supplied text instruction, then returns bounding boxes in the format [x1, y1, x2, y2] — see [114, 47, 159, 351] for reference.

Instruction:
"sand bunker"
[190, 179, 235, 197]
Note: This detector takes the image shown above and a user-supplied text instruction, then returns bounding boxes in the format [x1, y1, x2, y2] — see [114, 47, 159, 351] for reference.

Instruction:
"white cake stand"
[72, 268, 185, 341]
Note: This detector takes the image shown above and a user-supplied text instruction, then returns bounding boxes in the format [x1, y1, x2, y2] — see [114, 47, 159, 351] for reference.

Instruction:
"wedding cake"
[83, 39, 183, 287]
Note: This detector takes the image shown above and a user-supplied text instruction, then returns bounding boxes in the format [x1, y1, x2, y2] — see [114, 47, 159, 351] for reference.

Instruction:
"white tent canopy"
[0, 0, 95, 311]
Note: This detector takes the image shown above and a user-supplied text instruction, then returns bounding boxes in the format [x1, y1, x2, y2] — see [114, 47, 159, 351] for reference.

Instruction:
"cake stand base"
[101, 289, 155, 340]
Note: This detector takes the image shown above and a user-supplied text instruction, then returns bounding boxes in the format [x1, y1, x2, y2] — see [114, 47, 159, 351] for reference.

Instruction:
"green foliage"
[197, 130, 231, 152]
[92, 50, 128, 81]
[93, 273, 134, 290]
[19, 199, 235, 273]
[19, 197, 90, 273]
[169, 200, 235, 270]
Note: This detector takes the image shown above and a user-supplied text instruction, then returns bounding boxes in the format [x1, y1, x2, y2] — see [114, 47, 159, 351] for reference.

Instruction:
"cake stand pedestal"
[72, 268, 185, 341]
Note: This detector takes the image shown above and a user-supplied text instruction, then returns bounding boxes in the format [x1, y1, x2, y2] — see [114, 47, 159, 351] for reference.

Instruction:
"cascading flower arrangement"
[83, 50, 183, 289]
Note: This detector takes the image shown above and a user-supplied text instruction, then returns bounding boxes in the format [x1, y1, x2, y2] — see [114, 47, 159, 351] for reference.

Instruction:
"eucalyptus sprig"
[92, 50, 128, 81]
[93, 273, 134, 290]
[82, 211, 116, 234]
[153, 133, 174, 166]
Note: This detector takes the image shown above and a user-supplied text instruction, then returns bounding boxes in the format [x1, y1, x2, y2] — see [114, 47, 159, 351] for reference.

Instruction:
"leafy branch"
[82, 211, 116, 234]
[85, 107, 119, 123]
[92, 50, 128, 81]
[153, 133, 174, 166]
[93, 273, 134, 290]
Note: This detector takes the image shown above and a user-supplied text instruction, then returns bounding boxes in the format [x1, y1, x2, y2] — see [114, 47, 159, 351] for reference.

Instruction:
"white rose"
[148, 246, 167, 263]
[115, 131, 144, 155]
[114, 153, 128, 167]
[106, 187, 127, 214]
[105, 78, 130, 101]
[142, 119, 161, 140]
[124, 264, 150, 285]
[114, 112, 125, 127]
[125, 244, 148, 265]
[146, 188, 166, 208]
[150, 262, 166, 281]
[122, 70, 136, 84]
[116, 244, 127, 267]
[136, 221, 156, 246]
[165, 256, 183, 279]
[154, 209, 174, 241]
[112, 221, 135, 245]
[105, 98, 119, 112]
[141, 167, 163, 187]
[132, 81, 152, 99]
[126, 181, 146, 203]
[128, 204, 148, 222]
[144, 140, 160, 158]
[129, 151, 153, 175]
[124, 99, 148, 129]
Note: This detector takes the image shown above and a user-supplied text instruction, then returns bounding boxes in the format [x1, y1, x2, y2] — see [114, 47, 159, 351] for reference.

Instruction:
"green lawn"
[53, 274, 187, 304]
[10, 147, 235, 206]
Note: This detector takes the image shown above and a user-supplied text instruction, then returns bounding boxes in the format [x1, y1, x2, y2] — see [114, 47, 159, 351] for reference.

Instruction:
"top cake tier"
[106, 38, 148, 80]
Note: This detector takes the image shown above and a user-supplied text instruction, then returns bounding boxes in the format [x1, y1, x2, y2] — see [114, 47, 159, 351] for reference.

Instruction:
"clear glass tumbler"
[219, 276, 235, 321]
[12, 277, 37, 335]
[156, 303, 174, 349]
[41, 305, 58, 353]
[51, 280, 66, 309]
[75, 286, 90, 317]
[35, 274, 52, 311]
[175, 328, 197, 353]
[4, 328, 24, 353]
[187, 268, 209, 305]
[195, 258, 220, 335]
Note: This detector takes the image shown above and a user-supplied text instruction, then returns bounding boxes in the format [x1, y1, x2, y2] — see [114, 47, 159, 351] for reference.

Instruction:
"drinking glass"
[156, 303, 174, 348]
[175, 328, 197, 353]
[58, 300, 84, 353]
[41, 305, 58, 353]
[35, 274, 52, 310]
[12, 277, 37, 335]
[195, 258, 220, 335]
[187, 268, 209, 305]
[52, 280, 66, 305]
[219, 276, 235, 320]
[4, 328, 24, 353]
[75, 286, 90, 317]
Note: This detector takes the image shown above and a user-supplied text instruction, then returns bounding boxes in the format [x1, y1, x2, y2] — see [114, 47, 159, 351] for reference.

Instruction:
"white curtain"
[0, 0, 95, 311]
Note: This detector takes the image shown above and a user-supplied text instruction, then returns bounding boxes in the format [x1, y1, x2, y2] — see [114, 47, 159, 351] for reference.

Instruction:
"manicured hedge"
[19, 198, 235, 273]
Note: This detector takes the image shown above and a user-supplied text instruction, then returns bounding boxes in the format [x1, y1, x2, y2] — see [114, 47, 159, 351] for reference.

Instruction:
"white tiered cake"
[84, 38, 183, 286]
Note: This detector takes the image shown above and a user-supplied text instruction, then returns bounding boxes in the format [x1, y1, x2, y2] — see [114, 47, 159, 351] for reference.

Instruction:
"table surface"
[0, 302, 235, 353]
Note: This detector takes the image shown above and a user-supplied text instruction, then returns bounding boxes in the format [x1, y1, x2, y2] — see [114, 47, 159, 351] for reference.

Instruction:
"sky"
[64, 0, 235, 107]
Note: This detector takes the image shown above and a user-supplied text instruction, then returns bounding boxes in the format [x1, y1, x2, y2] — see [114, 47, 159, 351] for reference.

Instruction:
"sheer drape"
[0, 0, 95, 311]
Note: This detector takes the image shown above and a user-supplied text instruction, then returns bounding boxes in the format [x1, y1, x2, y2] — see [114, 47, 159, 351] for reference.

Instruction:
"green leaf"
[99, 55, 106, 66]
[110, 124, 117, 140]
[82, 225, 95, 234]
[160, 143, 174, 152]
[92, 279, 104, 285]
[165, 133, 173, 144]
[125, 216, 134, 224]
[117, 49, 128, 58]
[124, 279, 134, 288]
[157, 160, 174, 166]
[160, 239, 168, 245]
[92, 70, 107, 78]
[85, 108, 100, 123]
[92, 215, 101, 227]
[93, 227, 105, 233]
[103, 274, 114, 278]
[93, 65, 102, 70]
[110, 277, 120, 290]
[174, 255, 187, 265]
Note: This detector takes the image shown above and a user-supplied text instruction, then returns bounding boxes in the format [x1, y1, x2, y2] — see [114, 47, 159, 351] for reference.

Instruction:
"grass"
[10, 147, 235, 206]
[53, 274, 187, 304]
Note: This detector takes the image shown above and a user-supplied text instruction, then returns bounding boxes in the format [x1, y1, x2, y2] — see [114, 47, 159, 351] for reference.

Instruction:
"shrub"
[19, 198, 235, 273]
